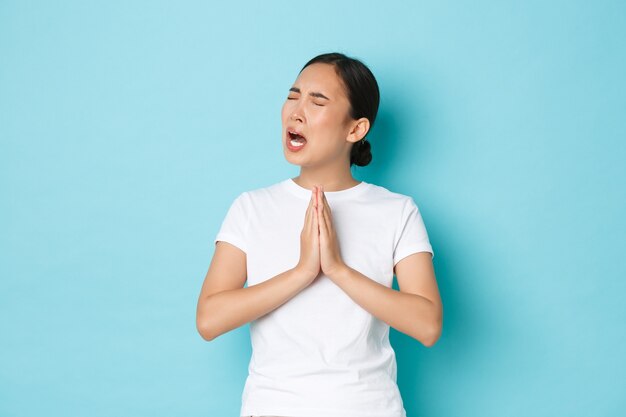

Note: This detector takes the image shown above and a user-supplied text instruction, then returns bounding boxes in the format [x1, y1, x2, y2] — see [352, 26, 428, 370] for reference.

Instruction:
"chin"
[284, 154, 304, 166]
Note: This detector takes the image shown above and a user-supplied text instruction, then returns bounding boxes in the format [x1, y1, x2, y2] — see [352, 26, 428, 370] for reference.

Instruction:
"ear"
[347, 117, 370, 144]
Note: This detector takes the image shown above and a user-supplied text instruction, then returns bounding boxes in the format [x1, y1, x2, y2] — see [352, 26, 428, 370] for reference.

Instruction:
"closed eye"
[287, 96, 323, 106]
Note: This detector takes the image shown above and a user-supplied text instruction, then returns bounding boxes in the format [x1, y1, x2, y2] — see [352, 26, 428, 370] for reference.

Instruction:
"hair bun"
[301, 52, 379, 169]
[351, 139, 372, 167]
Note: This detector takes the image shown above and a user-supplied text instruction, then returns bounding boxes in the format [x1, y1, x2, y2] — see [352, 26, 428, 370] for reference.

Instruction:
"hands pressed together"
[296, 185, 348, 284]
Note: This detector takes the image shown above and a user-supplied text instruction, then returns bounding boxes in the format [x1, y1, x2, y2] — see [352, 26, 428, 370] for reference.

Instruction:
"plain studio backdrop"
[1, 1, 624, 416]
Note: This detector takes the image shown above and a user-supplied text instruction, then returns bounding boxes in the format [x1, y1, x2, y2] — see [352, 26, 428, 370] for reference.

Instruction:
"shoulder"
[364, 182, 419, 210]
[233, 179, 288, 204]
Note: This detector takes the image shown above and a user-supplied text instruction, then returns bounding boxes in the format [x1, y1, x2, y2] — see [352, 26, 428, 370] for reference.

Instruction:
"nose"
[290, 111, 303, 123]
[290, 102, 304, 123]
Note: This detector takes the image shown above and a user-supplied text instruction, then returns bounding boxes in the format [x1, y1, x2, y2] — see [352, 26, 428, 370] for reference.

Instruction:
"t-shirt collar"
[282, 177, 370, 200]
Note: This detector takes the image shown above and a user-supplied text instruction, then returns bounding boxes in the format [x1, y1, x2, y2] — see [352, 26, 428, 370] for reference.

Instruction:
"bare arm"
[197, 188, 320, 341]
[329, 251, 442, 347]
[314, 186, 442, 347]
[196, 242, 314, 341]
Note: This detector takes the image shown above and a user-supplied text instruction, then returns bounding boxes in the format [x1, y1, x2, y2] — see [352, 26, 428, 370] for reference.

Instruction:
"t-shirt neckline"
[283, 177, 370, 200]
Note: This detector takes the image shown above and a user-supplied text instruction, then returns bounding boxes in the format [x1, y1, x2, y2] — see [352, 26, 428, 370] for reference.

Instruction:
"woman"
[196, 52, 443, 417]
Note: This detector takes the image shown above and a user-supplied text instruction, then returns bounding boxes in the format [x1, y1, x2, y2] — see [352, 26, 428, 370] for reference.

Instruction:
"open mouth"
[287, 130, 307, 147]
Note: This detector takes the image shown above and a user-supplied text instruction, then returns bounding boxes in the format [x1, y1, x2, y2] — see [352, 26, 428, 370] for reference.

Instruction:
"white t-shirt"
[214, 177, 434, 417]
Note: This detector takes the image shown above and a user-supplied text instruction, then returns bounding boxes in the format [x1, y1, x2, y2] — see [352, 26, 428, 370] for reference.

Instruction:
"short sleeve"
[214, 192, 250, 254]
[393, 197, 434, 265]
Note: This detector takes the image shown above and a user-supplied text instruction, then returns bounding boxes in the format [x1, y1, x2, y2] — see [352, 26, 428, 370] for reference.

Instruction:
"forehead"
[294, 63, 347, 98]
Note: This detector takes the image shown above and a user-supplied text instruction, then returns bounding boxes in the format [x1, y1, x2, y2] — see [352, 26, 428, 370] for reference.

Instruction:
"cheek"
[281, 100, 297, 117]
[316, 111, 346, 137]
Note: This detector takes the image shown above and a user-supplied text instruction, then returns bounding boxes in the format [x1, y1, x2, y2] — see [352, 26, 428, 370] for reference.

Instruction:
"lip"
[285, 133, 307, 152]
[285, 127, 308, 152]
[286, 126, 306, 140]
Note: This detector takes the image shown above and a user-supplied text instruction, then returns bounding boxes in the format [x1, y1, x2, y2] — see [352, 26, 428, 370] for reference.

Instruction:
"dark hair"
[300, 52, 380, 167]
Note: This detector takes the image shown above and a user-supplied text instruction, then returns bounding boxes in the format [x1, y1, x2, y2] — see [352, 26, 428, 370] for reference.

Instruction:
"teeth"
[290, 139, 305, 147]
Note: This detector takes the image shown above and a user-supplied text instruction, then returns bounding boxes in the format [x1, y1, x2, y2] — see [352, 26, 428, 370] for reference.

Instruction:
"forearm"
[330, 265, 441, 346]
[199, 267, 312, 341]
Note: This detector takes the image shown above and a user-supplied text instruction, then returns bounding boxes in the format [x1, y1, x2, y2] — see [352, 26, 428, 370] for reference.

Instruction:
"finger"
[322, 203, 331, 234]
[321, 189, 333, 227]
[317, 194, 329, 238]
[313, 186, 322, 235]
[315, 186, 320, 209]
[312, 191, 320, 240]
[305, 189, 314, 232]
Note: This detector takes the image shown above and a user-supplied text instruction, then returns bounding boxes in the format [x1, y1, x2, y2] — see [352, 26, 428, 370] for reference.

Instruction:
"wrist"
[293, 265, 318, 283]
[327, 262, 350, 281]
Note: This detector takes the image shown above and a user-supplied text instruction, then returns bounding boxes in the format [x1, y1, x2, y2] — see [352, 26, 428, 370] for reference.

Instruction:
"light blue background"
[1, 1, 625, 416]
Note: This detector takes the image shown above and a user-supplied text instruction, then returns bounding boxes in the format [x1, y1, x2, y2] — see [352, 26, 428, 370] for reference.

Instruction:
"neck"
[293, 165, 360, 192]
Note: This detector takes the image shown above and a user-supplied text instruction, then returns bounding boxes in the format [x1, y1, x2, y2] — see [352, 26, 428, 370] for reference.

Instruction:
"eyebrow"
[289, 87, 330, 100]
